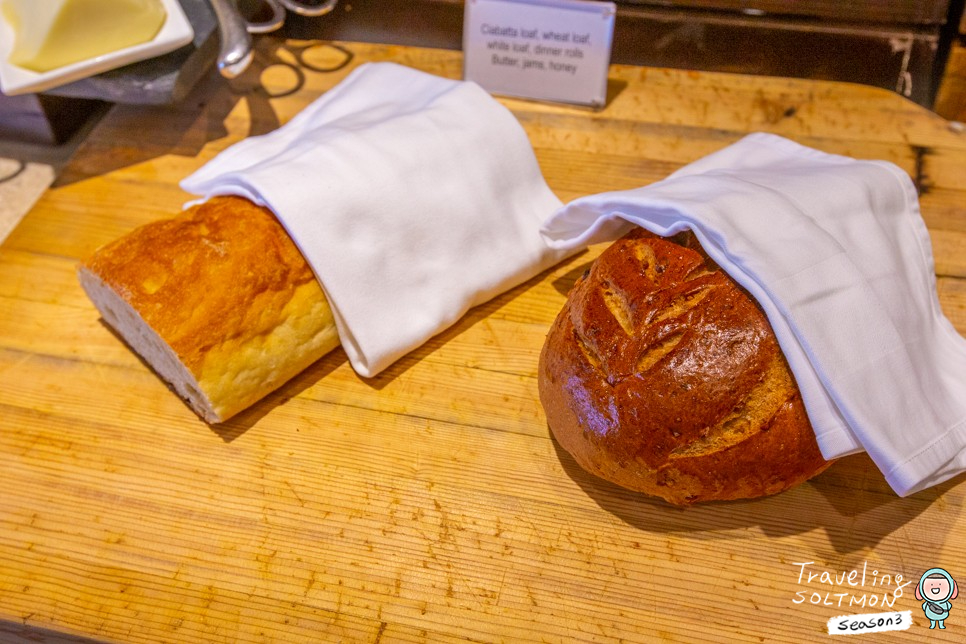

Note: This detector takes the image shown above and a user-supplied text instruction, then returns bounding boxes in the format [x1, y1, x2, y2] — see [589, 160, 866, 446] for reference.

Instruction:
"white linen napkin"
[181, 62, 568, 377]
[541, 132, 966, 497]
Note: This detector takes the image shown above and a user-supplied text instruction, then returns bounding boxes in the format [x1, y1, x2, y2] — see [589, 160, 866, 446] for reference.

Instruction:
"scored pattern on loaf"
[574, 233, 728, 390]
[636, 331, 684, 373]
[577, 233, 793, 454]
[668, 357, 797, 458]
[574, 328, 604, 372]
[601, 280, 635, 336]
[648, 283, 715, 325]
[539, 228, 830, 505]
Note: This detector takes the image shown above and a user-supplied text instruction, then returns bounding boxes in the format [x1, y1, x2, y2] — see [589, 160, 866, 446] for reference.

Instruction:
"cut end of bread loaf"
[538, 228, 831, 505]
[78, 196, 341, 423]
[79, 266, 223, 422]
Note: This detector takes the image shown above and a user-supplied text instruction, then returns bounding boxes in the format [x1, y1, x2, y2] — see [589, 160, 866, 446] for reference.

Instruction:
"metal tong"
[209, 0, 339, 78]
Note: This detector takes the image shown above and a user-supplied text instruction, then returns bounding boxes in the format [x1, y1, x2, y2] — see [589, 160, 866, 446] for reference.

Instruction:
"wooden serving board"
[2, 41, 966, 643]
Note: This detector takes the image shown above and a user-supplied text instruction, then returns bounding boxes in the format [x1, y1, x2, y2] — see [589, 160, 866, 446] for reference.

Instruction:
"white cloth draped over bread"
[540, 132, 966, 497]
[181, 59, 965, 497]
[181, 62, 569, 377]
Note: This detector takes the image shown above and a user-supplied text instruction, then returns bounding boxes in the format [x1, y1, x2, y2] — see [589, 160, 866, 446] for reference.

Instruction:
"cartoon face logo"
[924, 577, 952, 600]
[916, 568, 959, 630]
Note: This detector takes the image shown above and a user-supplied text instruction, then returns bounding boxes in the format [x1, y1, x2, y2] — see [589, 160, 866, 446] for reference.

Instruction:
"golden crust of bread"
[538, 229, 831, 505]
[79, 196, 340, 423]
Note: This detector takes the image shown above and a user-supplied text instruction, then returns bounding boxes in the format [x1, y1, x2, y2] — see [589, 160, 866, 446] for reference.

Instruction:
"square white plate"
[0, 0, 194, 96]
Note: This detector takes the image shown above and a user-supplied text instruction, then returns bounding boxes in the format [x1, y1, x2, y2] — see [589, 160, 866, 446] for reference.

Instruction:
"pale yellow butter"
[3, 0, 167, 72]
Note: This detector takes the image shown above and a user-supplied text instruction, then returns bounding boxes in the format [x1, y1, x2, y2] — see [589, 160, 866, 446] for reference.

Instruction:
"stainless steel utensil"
[210, 0, 339, 78]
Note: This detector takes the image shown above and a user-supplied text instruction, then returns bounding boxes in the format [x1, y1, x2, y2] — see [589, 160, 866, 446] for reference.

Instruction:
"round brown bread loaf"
[538, 228, 831, 505]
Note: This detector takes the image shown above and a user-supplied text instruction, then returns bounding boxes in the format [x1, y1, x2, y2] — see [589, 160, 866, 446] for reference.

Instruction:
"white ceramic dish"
[0, 0, 194, 96]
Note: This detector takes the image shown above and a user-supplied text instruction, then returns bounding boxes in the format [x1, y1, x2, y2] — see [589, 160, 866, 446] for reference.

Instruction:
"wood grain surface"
[2, 40, 966, 643]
